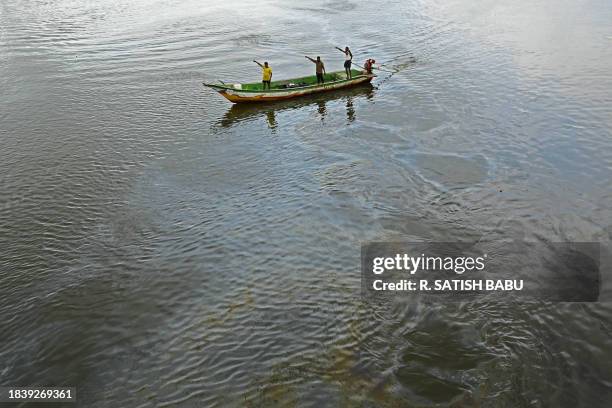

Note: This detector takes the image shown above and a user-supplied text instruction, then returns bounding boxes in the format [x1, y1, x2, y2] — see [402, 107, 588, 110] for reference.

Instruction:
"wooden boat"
[203, 69, 374, 103]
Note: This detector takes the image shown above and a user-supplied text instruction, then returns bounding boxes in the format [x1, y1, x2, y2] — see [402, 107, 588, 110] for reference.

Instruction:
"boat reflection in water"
[316, 100, 327, 122]
[216, 83, 375, 129]
[346, 95, 356, 123]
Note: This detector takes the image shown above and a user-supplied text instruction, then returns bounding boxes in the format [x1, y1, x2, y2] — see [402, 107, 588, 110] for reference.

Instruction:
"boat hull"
[205, 73, 374, 104]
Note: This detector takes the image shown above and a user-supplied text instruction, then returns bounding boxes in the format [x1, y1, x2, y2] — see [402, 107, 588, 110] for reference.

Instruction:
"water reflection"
[265, 110, 277, 129]
[316, 100, 327, 122]
[346, 96, 355, 123]
[216, 83, 375, 129]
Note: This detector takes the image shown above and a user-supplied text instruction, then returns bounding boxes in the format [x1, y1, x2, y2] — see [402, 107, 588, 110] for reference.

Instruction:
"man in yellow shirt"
[253, 60, 272, 90]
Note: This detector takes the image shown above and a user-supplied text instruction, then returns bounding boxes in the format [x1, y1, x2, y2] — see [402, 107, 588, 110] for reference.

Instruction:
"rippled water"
[2, 0, 612, 406]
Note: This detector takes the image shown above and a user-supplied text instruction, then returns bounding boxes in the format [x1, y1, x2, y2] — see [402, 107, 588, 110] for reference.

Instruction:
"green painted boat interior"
[235, 69, 364, 91]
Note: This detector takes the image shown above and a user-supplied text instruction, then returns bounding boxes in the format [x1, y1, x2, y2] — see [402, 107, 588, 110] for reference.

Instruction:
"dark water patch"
[411, 153, 489, 188]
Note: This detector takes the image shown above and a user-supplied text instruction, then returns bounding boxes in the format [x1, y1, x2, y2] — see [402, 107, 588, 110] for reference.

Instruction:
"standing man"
[335, 46, 353, 79]
[253, 60, 272, 90]
[305, 56, 326, 85]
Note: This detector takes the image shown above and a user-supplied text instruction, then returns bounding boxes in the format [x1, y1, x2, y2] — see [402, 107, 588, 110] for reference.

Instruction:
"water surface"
[1, 0, 612, 406]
